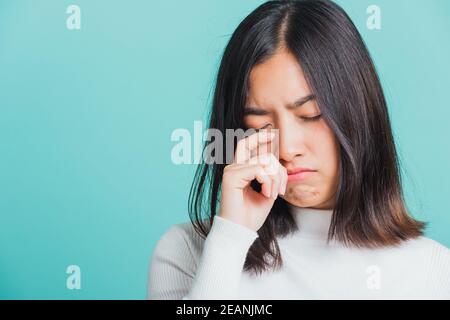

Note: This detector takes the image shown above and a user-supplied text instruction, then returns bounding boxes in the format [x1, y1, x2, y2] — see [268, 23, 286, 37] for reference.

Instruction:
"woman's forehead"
[247, 50, 312, 108]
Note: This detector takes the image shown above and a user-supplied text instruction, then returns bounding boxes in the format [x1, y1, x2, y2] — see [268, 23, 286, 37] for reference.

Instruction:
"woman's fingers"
[230, 127, 287, 199]
[250, 140, 275, 159]
[271, 170, 280, 199]
[247, 153, 286, 199]
[254, 168, 272, 198]
[228, 164, 272, 198]
[247, 152, 279, 175]
[234, 130, 276, 164]
[278, 164, 288, 196]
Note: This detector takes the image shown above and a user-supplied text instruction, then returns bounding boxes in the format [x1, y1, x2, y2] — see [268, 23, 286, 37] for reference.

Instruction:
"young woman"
[148, 0, 450, 299]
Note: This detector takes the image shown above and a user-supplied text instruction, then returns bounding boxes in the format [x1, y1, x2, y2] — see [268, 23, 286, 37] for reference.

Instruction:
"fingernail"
[272, 186, 277, 199]
[264, 185, 270, 198]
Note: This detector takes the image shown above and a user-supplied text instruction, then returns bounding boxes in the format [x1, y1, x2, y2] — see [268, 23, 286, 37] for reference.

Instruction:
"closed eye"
[255, 124, 273, 131]
[253, 114, 322, 130]
[300, 114, 322, 122]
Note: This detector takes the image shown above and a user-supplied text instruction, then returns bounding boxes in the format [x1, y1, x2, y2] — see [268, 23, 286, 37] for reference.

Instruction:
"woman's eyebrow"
[244, 93, 316, 116]
[243, 107, 271, 116]
[286, 93, 316, 110]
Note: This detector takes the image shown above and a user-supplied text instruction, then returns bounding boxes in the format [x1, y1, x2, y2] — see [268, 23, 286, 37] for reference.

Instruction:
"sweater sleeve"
[147, 216, 259, 300]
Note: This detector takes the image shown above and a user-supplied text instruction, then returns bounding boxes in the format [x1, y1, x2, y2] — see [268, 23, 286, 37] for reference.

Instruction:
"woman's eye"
[254, 115, 321, 130]
[300, 114, 322, 122]
[256, 124, 273, 131]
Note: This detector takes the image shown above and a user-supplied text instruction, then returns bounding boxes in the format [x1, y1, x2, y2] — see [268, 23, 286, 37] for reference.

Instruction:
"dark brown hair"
[188, 0, 426, 275]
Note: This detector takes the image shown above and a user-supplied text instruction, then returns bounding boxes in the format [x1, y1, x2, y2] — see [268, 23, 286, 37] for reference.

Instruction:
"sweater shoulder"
[147, 220, 210, 299]
[376, 236, 450, 270]
[170, 220, 210, 249]
[415, 236, 450, 297]
[406, 236, 450, 286]
[399, 236, 449, 257]
[419, 236, 450, 264]
[408, 236, 450, 253]
[151, 220, 209, 266]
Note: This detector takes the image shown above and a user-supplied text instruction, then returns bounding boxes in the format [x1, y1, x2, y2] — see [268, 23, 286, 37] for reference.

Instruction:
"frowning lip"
[287, 168, 316, 175]
[287, 168, 317, 182]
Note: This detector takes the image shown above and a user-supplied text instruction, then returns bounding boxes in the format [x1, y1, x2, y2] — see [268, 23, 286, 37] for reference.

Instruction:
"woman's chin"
[281, 183, 320, 207]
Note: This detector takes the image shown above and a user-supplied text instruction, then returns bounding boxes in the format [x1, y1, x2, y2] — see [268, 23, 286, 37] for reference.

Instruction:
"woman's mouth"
[287, 168, 317, 182]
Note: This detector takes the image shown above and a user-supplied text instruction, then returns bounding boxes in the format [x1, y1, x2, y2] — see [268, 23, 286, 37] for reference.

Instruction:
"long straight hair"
[188, 0, 425, 275]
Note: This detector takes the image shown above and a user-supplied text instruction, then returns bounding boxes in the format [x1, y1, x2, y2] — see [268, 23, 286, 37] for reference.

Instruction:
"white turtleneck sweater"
[148, 206, 450, 299]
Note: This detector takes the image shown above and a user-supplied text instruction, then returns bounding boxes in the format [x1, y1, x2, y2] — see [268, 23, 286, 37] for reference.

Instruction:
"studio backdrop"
[0, 0, 449, 299]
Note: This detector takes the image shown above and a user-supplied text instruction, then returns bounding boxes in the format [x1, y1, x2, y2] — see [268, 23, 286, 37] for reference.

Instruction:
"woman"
[148, 0, 450, 299]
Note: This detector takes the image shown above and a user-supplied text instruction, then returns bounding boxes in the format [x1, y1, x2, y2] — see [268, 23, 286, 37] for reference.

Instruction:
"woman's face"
[244, 48, 340, 209]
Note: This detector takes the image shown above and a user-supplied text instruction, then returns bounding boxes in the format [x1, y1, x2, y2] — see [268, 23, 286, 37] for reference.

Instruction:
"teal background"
[0, 0, 449, 299]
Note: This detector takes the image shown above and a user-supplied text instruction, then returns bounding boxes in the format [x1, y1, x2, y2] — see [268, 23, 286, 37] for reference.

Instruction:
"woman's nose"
[277, 121, 306, 163]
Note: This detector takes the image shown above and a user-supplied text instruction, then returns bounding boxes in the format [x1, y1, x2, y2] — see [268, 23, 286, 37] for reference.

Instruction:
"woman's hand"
[218, 130, 288, 232]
